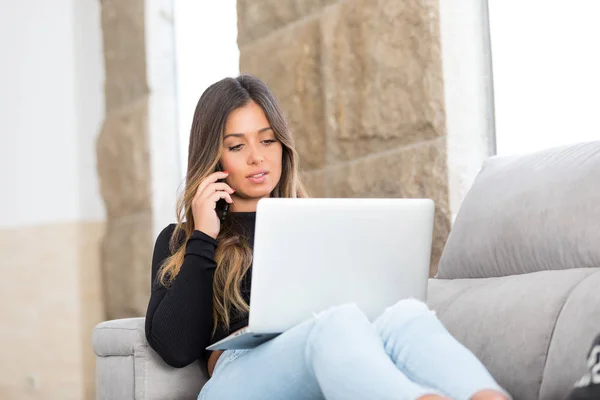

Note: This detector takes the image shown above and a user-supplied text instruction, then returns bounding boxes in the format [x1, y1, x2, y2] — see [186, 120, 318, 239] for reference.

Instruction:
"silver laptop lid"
[248, 198, 434, 333]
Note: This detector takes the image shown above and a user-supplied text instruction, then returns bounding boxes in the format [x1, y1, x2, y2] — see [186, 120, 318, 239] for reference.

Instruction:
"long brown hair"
[157, 74, 307, 333]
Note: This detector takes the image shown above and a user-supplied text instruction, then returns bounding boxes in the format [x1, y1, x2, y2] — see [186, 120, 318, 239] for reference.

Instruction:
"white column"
[173, 0, 240, 180]
[145, 0, 182, 238]
[74, 0, 107, 222]
[439, 0, 496, 222]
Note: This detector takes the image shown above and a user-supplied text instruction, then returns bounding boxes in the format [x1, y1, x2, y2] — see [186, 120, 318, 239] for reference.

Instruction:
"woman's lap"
[198, 316, 324, 400]
[199, 301, 439, 400]
[198, 299, 507, 400]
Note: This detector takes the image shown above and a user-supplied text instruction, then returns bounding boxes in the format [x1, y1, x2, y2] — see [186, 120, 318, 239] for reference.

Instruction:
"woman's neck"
[229, 195, 261, 213]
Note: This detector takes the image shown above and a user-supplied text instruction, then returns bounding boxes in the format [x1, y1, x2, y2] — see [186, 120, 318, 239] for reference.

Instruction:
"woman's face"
[220, 100, 283, 212]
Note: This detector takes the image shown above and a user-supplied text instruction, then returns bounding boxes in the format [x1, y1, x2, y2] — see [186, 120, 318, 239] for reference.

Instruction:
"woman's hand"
[191, 171, 235, 239]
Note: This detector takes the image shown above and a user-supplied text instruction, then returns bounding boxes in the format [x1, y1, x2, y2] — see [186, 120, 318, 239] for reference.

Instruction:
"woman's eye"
[262, 140, 277, 145]
[228, 144, 243, 152]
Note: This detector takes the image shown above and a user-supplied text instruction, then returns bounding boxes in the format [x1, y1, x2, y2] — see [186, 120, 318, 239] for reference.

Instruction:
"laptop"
[206, 197, 434, 351]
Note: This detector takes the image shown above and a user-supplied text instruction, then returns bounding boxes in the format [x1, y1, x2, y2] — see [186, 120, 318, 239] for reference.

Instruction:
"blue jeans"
[199, 299, 509, 400]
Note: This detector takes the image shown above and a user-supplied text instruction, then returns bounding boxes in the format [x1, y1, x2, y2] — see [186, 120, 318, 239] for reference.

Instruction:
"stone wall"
[97, 0, 153, 319]
[238, 0, 449, 275]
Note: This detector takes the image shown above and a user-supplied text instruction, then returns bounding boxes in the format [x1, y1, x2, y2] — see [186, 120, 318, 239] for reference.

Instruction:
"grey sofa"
[93, 141, 600, 400]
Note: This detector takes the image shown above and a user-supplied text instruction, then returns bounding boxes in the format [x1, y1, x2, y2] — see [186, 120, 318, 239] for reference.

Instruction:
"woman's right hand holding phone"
[192, 171, 235, 239]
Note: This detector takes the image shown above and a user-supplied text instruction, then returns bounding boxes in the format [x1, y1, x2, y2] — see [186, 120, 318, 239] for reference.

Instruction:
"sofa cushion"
[437, 141, 600, 279]
[428, 267, 600, 400]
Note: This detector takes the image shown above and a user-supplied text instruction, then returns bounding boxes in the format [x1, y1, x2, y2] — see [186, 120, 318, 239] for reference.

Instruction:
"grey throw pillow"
[437, 141, 600, 279]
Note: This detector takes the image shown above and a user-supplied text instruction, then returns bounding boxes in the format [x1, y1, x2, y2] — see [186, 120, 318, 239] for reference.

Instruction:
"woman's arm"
[144, 224, 217, 368]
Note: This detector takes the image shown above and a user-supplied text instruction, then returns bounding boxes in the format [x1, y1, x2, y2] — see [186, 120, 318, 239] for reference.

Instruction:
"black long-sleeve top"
[144, 212, 255, 368]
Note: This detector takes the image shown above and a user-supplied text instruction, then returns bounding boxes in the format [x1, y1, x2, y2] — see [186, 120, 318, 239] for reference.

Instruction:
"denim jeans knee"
[306, 303, 371, 358]
[374, 297, 435, 333]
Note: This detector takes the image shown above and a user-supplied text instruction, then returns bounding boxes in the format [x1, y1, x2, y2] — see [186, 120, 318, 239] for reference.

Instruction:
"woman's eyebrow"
[224, 127, 272, 140]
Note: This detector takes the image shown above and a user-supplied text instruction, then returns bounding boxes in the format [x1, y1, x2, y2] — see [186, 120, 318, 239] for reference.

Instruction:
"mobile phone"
[215, 164, 229, 222]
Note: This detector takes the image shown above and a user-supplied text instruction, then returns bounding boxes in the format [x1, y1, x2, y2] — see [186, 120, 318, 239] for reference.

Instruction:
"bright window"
[489, 1, 600, 156]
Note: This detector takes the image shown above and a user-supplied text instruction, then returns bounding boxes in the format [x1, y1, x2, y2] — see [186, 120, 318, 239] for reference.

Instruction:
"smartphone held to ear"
[217, 198, 229, 223]
[215, 165, 229, 222]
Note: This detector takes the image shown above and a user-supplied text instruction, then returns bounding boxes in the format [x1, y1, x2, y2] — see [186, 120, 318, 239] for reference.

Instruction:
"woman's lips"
[247, 171, 268, 184]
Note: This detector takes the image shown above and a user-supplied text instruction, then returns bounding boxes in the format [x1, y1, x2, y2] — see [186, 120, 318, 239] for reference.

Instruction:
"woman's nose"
[248, 147, 265, 164]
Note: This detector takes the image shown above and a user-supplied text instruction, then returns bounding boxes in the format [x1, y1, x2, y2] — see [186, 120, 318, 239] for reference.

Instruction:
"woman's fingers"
[196, 171, 229, 197]
[201, 182, 235, 198]
[209, 190, 234, 206]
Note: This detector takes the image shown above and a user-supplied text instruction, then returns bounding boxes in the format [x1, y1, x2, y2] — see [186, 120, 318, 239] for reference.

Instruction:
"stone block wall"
[97, 0, 153, 320]
[238, 0, 449, 274]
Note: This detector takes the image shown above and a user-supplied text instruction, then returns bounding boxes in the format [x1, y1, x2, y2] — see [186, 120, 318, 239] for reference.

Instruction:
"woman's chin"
[235, 187, 274, 201]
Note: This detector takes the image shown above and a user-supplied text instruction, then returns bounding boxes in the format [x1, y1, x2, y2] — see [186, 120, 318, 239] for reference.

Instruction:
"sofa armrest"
[93, 317, 147, 357]
[93, 318, 208, 400]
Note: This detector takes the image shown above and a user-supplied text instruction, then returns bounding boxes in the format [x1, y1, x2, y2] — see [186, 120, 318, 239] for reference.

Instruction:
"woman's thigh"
[198, 317, 325, 400]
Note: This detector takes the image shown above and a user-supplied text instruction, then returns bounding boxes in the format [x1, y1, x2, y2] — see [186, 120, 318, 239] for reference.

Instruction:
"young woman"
[145, 74, 511, 400]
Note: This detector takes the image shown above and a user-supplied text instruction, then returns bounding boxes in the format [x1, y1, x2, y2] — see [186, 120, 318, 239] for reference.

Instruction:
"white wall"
[0, 3, 105, 398]
[489, 1, 600, 155]
[0, 0, 105, 228]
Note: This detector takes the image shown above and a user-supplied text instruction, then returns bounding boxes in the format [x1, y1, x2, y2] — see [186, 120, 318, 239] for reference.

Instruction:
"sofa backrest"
[437, 141, 600, 279]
